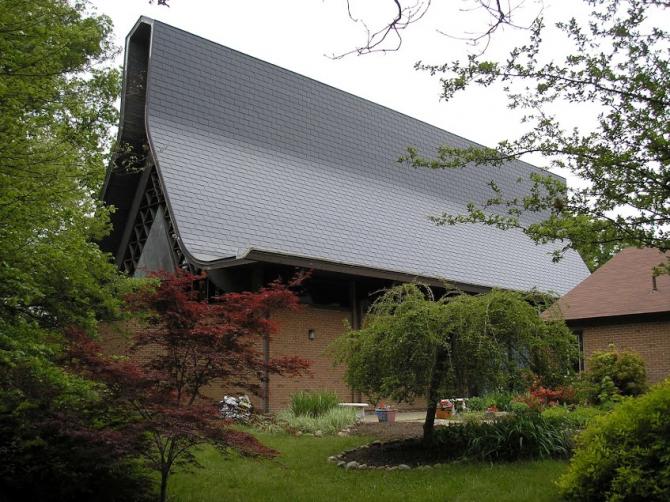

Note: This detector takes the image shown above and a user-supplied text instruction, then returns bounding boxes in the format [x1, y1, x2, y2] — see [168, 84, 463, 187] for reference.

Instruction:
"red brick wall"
[98, 306, 428, 412]
[582, 320, 670, 384]
[268, 305, 353, 411]
[98, 307, 355, 412]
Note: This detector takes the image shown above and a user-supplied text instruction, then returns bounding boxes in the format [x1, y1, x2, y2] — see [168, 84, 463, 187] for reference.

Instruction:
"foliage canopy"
[334, 284, 577, 440]
[402, 0, 670, 271]
[559, 379, 670, 501]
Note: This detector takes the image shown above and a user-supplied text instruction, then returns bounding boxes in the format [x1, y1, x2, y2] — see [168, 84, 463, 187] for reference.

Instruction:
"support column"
[349, 279, 363, 403]
[251, 266, 270, 413]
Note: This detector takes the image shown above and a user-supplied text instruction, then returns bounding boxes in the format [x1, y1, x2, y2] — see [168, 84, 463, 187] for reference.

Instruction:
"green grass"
[170, 432, 567, 502]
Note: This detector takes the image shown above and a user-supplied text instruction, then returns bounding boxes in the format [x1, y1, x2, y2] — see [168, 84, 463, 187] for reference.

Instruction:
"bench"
[338, 402, 369, 420]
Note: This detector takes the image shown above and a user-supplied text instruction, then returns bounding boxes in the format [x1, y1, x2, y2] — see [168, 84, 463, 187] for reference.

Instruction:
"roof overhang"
[188, 247, 490, 293]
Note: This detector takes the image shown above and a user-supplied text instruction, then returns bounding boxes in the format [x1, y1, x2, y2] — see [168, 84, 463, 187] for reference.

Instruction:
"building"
[101, 17, 590, 411]
[554, 247, 670, 383]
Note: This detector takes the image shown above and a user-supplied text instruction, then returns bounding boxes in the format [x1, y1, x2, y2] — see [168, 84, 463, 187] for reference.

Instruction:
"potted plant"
[436, 399, 454, 419]
[375, 402, 397, 423]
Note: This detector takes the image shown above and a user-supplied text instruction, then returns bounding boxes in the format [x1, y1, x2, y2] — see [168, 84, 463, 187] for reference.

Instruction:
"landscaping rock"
[295, 431, 302, 437]
[327, 456, 338, 463]
[398, 464, 411, 470]
[358, 464, 367, 470]
[345, 461, 359, 470]
[337, 431, 349, 437]
[337, 461, 346, 467]
[315, 430, 323, 437]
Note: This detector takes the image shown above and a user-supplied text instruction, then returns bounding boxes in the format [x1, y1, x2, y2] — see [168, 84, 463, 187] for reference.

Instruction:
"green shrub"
[558, 380, 670, 501]
[510, 401, 531, 414]
[541, 405, 604, 429]
[582, 346, 647, 404]
[276, 406, 358, 434]
[433, 412, 572, 461]
[0, 413, 155, 502]
[466, 396, 487, 411]
[485, 391, 515, 411]
[466, 391, 514, 412]
[289, 390, 339, 417]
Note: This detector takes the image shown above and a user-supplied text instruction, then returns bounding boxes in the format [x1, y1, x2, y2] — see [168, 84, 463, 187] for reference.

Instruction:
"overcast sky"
[91, 0, 588, 184]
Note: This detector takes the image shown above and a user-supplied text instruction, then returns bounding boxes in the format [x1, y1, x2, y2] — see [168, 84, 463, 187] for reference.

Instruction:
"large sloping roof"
[109, 18, 590, 294]
[555, 248, 670, 321]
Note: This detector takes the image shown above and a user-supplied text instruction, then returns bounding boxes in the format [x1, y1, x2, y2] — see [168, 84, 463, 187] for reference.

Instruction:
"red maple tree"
[67, 270, 310, 502]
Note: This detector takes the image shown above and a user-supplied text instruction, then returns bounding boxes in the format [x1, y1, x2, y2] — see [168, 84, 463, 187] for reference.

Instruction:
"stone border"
[327, 441, 441, 471]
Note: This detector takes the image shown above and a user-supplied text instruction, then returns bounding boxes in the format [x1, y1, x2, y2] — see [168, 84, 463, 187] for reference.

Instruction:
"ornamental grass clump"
[289, 390, 339, 417]
[433, 412, 572, 462]
[277, 406, 358, 435]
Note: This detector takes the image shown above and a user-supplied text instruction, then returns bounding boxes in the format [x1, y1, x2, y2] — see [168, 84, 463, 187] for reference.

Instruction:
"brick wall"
[267, 305, 353, 411]
[582, 320, 670, 384]
[98, 306, 355, 412]
[98, 305, 428, 412]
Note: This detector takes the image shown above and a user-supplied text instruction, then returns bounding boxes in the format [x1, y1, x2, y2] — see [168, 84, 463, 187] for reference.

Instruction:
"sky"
[90, 0, 588, 184]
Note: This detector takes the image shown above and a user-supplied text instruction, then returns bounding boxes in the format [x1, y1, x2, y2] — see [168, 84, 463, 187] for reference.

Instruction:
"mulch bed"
[339, 437, 457, 467]
[352, 422, 426, 441]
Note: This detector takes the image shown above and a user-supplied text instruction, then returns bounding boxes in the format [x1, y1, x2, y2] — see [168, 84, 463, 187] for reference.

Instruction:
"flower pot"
[436, 408, 452, 419]
[375, 408, 397, 423]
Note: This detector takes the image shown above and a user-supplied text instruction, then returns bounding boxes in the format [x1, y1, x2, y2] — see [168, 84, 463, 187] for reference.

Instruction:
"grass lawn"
[170, 432, 567, 502]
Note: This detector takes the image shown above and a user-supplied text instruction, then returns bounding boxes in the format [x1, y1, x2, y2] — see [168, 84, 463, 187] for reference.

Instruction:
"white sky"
[91, 0, 589, 185]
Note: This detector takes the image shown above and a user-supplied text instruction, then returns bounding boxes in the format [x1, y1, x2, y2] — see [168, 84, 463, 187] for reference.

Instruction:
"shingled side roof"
[105, 18, 590, 294]
[554, 247, 670, 321]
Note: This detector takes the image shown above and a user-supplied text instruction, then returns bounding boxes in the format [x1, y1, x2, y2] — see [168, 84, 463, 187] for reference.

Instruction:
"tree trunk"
[423, 348, 446, 445]
[160, 469, 169, 502]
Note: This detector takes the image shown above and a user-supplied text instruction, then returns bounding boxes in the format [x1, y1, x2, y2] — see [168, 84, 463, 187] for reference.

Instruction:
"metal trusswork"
[121, 168, 188, 275]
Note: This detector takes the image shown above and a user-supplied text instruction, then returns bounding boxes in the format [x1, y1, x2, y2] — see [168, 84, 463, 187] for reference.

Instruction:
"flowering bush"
[512, 383, 576, 411]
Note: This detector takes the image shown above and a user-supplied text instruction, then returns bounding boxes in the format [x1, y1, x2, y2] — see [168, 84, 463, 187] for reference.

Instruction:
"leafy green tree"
[0, 1, 142, 498]
[402, 0, 669, 271]
[0, 0, 121, 329]
[334, 285, 577, 442]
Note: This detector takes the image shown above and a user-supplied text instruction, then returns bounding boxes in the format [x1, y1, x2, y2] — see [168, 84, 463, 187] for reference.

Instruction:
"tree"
[152, 1, 535, 58]
[401, 0, 669, 271]
[334, 284, 577, 442]
[0, 1, 144, 499]
[330, 0, 535, 58]
[0, 0, 121, 329]
[72, 271, 310, 502]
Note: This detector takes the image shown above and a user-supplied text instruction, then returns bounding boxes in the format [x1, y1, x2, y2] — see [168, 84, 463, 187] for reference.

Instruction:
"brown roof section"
[553, 247, 670, 321]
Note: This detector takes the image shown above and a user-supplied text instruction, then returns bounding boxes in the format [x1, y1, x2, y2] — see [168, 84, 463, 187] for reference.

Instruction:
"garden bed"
[351, 422, 427, 441]
[337, 438, 455, 468]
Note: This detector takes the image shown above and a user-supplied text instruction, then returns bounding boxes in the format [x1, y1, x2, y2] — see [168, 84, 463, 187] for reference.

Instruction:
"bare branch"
[437, 1, 542, 56]
[328, 0, 432, 59]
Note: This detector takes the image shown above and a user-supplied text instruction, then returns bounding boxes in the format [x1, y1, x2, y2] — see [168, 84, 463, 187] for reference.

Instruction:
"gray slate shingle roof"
[142, 18, 589, 294]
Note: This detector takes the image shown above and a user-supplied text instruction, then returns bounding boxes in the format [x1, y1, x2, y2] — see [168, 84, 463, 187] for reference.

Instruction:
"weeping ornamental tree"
[335, 284, 577, 442]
